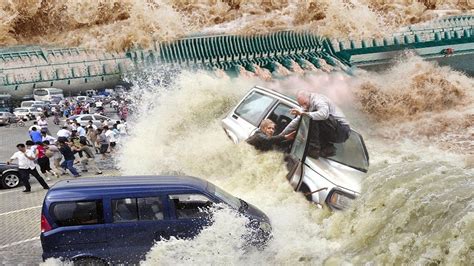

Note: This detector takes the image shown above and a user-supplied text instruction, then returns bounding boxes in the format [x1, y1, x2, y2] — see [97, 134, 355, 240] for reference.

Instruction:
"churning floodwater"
[26, 1, 472, 264]
[111, 56, 473, 265]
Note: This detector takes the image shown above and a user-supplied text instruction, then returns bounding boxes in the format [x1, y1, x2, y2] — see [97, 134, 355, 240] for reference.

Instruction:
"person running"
[7, 143, 49, 192]
[58, 140, 81, 177]
[35, 141, 58, 180]
[78, 138, 102, 175]
[37, 116, 49, 134]
[97, 128, 109, 160]
[29, 127, 42, 143]
[45, 141, 66, 176]
[57, 126, 72, 139]
[41, 129, 56, 143]
[86, 124, 99, 153]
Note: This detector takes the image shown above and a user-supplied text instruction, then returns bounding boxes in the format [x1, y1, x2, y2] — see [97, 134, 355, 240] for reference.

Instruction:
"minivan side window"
[137, 197, 164, 221]
[112, 198, 138, 222]
[51, 201, 103, 227]
[234, 91, 275, 126]
[169, 194, 214, 219]
[112, 197, 165, 222]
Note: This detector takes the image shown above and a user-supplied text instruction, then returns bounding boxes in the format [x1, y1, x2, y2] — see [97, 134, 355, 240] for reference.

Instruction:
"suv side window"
[81, 115, 93, 121]
[112, 197, 165, 222]
[234, 91, 275, 126]
[267, 103, 295, 135]
[51, 200, 103, 226]
[169, 194, 214, 219]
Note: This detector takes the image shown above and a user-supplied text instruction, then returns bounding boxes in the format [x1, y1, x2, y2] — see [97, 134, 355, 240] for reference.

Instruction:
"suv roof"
[253, 86, 298, 105]
[47, 176, 210, 198]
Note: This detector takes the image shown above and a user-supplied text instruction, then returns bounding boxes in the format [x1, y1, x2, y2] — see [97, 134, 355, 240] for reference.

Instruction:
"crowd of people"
[7, 96, 129, 193]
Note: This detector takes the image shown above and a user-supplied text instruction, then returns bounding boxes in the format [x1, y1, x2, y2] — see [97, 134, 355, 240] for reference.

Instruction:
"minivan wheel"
[1, 172, 20, 189]
[73, 257, 106, 266]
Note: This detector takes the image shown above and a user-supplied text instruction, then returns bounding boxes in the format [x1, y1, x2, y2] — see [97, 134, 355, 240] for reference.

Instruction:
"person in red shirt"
[36, 142, 58, 180]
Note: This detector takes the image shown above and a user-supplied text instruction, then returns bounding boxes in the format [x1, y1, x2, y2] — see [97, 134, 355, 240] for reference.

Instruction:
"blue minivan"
[41, 176, 271, 264]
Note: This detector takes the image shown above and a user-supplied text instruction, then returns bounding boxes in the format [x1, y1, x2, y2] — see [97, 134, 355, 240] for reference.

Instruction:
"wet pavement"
[0, 111, 121, 265]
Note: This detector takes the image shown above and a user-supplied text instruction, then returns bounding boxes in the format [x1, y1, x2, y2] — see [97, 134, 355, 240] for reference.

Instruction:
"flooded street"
[0, 1, 472, 265]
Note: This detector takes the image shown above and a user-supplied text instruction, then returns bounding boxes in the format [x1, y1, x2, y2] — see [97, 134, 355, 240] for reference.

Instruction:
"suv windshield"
[324, 131, 369, 172]
[294, 116, 369, 172]
[234, 91, 275, 126]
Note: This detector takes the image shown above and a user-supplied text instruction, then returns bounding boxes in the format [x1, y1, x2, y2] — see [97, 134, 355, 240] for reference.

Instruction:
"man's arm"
[7, 153, 17, 165]
[280, 116, 300, 136]
[306, 99, 329, 121]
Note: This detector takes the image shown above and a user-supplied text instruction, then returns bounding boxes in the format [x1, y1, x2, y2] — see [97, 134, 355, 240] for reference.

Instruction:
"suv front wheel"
[1, 172, 20, 189]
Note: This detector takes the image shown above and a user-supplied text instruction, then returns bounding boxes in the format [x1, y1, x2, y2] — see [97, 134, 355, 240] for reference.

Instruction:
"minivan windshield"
[211, 185, 241, 210]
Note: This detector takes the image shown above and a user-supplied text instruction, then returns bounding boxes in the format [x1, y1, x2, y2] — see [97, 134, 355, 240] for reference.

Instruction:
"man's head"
[25, 140, 34, 147]
[16, 143, 26, 152]
[260, 119, 276, 137]
[31, 127, 37, 131]
[296, 90, 311, 110]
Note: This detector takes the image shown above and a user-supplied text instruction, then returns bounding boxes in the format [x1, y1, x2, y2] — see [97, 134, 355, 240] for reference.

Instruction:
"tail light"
[41, 214, 52, 233]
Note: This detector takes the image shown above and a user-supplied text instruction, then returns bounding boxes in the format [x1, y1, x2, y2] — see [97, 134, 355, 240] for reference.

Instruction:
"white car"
[13, 107, 42, 120]
[222, 86, 369, 210]
[68, 114, 117, 128]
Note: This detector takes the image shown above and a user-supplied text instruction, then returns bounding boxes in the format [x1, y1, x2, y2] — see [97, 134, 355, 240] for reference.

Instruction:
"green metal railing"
[0, 14, 473, 95]
[329, 15, 474, 66]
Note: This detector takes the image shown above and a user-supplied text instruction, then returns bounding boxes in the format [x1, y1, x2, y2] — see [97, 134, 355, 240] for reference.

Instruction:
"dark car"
[0, 163, 20, 189]
[41, 176, 271, 264]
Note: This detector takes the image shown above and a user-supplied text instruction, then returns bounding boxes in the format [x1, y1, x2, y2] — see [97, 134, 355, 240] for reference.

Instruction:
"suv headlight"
[327, 191, 354, 210]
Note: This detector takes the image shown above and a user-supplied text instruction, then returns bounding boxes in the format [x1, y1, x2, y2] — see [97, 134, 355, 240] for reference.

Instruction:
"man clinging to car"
[280, 90, 350, 158]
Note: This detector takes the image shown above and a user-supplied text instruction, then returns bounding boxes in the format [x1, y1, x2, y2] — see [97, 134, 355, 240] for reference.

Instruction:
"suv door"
[286, 115, 311, 191]
[104, 195, 174, 264]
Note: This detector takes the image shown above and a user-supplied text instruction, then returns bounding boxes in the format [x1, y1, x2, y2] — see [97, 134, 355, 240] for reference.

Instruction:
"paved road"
[0, 110, 121, 264]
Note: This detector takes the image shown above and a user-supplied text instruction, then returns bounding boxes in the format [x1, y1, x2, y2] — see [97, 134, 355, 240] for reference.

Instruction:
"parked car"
[13, 107, 41, 120]
[31, 104, 51, 116]
[222, 86, 369, 210]
[0, 163, 20, 189]
[68, 114, 116, 128]
[20, 100, 45, 108]
[41, 176, 271, 264]
[0, 112, 13, 125]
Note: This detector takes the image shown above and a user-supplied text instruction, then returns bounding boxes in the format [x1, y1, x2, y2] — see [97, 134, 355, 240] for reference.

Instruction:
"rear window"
[234, 91, 275, 126]
[51, 201, 103, 227]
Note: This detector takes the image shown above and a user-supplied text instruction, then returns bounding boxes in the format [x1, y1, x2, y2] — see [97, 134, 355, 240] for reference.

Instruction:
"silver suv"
[222, 86, 369, 210]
